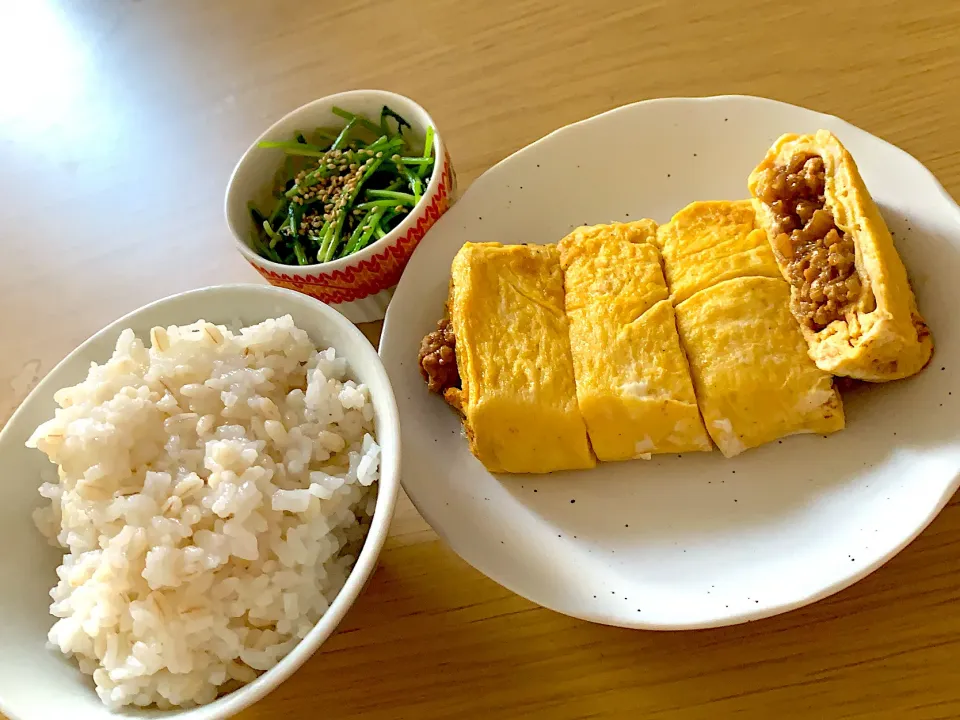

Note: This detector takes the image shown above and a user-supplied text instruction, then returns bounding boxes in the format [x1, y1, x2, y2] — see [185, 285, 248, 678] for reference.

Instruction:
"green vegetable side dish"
[248, 105, 436, 265]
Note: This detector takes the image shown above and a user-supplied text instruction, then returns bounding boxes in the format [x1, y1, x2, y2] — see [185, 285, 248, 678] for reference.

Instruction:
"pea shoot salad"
[248, 106, 435, 265]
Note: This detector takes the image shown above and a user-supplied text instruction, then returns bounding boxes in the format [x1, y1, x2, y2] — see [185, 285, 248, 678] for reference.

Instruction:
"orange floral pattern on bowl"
[250, 152, 455, 306]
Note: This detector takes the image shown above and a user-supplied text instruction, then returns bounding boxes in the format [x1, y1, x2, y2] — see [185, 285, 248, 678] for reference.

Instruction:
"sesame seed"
[375, 152, 383, 158]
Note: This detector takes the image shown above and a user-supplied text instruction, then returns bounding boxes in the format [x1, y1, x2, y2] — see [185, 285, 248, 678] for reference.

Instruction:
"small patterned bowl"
[225, 90, 455, 323]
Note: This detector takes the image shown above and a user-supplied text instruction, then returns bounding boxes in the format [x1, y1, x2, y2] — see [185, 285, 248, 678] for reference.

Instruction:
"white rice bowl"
[27, 315, 380, 709]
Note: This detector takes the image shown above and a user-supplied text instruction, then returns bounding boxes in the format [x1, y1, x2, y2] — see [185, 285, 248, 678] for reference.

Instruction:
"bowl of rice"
[0, 284, 400, 719]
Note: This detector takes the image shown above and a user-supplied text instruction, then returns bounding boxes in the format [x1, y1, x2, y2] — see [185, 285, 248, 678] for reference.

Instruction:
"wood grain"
[1, 0, 958, 717]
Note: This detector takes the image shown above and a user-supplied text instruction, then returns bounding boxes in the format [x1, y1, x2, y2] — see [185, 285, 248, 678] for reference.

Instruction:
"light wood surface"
[1, 1, 959, 718]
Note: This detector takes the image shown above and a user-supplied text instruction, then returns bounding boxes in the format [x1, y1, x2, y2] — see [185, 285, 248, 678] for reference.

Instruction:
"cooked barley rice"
[28, 315, 379, 709]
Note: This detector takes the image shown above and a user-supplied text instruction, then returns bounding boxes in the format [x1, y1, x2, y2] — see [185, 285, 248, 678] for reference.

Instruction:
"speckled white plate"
[379, 95, 960, 629]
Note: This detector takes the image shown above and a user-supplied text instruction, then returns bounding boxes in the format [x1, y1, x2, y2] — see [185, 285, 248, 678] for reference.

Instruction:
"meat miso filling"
[418, 317, 460, 394]
[755, 154, 863, 331]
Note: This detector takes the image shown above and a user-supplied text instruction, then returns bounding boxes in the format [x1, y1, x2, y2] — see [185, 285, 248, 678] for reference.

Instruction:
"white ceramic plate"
[379, 95, 960, 630]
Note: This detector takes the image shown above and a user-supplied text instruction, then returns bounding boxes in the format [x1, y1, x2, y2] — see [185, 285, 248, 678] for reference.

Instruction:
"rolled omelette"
[659, 201, 845, 457]
[748, 130, 933, 381]
[447, 242, 596, 473]
[657, 200, 782, 305]
[558, 221, 711, 461]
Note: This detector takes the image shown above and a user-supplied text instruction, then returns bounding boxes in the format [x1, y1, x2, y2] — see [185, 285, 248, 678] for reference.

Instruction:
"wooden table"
[1, 1, 959, 718]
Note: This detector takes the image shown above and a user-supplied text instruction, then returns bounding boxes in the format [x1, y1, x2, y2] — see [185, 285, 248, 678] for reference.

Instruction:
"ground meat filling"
[418, 317, 460, 394]
[755, 154, 862, 331]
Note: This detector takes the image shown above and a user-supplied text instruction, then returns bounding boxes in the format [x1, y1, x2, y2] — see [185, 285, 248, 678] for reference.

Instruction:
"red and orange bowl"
[225, 90, 455, 323]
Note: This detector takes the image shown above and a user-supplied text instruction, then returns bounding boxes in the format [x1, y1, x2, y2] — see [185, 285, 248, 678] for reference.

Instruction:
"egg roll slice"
[749, 130, 933, 381]
[448, 242, 596, 474]
[675, 276, 844, 458]
[559, 222, 711, 461]
[657, 200, 782, 305]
